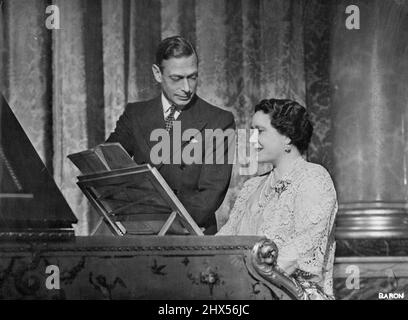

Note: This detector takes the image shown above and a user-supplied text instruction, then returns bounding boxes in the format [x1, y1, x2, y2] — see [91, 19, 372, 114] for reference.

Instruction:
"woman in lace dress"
[217, 99, 338, 300]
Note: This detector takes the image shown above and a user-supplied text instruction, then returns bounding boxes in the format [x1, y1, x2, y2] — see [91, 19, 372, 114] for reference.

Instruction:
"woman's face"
[250, 111, 289, 163]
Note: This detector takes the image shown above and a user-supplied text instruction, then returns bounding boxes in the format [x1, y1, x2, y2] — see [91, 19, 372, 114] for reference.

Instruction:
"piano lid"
[0, 94, 77, 239]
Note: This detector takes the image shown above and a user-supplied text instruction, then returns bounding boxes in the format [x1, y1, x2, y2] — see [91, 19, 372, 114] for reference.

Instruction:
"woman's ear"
[284, 137, 292, 153]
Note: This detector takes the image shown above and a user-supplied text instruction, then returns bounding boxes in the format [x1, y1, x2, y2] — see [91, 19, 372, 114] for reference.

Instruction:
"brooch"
[274, 180, 291, 197]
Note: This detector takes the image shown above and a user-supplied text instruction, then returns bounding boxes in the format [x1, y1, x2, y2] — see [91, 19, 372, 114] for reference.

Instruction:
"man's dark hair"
[155, 36, 198, 69]
[254, 98, 313, 154]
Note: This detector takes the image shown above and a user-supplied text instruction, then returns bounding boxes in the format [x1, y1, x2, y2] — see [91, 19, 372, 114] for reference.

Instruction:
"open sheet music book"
[68, 143, 137, 175]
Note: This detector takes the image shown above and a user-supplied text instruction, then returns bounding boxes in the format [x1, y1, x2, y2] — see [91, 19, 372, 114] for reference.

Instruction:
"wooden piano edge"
[0, 235, 306, 300]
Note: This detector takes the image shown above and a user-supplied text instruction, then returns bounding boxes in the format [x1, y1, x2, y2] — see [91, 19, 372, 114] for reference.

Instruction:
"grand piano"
[0, 94, 308, 300]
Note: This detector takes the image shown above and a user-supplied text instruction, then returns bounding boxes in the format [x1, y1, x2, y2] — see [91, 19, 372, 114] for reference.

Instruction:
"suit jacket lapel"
[135, 95, 208, 169]
[156, 96, 207, 170]
[178, 96, 207, 149]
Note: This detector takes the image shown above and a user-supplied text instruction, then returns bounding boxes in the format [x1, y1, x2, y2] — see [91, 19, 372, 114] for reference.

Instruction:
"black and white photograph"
[0, 0, 408, 307]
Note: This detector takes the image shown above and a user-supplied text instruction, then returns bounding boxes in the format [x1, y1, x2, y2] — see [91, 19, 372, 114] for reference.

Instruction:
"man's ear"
[152, 64, 162, 83]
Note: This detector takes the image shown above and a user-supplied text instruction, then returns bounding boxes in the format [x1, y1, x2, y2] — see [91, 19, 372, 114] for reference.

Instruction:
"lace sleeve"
[216, 177, 261, 235]
[286, 167, 337, 276]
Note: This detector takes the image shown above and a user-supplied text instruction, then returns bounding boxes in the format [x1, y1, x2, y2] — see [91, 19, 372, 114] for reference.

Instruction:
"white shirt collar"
[161, 93, 181, 120]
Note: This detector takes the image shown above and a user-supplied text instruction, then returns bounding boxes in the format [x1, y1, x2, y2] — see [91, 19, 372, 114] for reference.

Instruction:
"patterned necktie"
[165, 104, 178, 132]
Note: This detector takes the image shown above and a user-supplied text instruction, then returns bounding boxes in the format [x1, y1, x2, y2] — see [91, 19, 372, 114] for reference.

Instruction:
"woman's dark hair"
[254, 98, 313, 154]
[155, 36, 198, 70]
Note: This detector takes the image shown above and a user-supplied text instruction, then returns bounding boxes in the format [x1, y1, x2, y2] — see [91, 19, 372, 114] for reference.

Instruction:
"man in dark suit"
[106, 36, 235, 235]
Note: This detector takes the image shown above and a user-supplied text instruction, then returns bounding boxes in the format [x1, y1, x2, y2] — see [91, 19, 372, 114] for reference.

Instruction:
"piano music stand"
[75, 163, 204, 236]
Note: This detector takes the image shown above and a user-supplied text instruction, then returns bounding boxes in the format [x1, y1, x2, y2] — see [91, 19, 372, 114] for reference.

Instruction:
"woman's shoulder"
[298, 161, 336, 192]
[302, 161, 333, 180]
[295, 161, 338, 220]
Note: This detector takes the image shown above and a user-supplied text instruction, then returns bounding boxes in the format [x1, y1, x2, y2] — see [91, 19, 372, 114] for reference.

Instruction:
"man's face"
[152, 54, 198, 107]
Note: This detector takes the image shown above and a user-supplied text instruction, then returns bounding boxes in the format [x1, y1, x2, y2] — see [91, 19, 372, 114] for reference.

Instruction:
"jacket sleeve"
[180, 112, 236, 232]
[105, 104, 135, 157]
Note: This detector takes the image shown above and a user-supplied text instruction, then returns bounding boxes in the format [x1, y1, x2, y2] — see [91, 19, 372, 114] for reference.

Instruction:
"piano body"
[0, 94, 305, 300]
